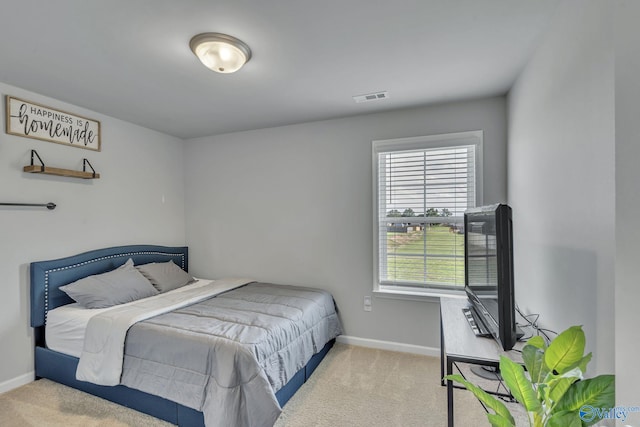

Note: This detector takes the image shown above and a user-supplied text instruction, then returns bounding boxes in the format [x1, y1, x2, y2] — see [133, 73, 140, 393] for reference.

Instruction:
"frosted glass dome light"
[190, 33, 251, 74]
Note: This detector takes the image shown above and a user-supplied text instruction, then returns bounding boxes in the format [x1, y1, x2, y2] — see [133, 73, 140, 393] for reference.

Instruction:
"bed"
[30, 244, 341, 427]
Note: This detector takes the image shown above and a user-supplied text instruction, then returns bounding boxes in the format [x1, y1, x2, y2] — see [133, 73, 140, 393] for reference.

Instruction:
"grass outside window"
[384, 224, 465, 286]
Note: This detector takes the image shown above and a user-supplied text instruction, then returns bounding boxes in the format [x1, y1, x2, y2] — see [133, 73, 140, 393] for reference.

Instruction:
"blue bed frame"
[30, 244, 333, 426]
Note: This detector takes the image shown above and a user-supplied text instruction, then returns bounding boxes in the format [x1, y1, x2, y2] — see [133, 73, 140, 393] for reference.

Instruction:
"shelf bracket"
[83, 158, 97, 179]
[30, 149, 45, 172]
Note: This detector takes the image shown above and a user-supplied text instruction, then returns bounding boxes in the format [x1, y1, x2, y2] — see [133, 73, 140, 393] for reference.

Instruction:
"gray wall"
[0, 82, 187, 390]
[184, 97, 507, 349]
[507, 0, 614, 375]
[615, 0, 640, 416]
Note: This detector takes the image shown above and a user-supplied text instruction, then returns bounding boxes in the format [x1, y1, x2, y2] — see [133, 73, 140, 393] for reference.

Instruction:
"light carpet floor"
[0, 343, 499, 426]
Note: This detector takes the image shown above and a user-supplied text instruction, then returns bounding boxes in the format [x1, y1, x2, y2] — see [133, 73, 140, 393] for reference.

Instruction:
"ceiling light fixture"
[189, 32, 252, 74]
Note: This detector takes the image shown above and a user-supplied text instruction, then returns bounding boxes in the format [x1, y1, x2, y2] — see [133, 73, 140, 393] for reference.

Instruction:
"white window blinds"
[373, 131, 482, 290]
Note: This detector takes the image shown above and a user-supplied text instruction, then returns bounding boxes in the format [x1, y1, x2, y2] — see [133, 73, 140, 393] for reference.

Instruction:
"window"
[373, 131, 483, 296]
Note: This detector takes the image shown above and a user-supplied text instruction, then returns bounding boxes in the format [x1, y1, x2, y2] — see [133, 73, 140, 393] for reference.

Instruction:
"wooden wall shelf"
[23, 149, 100, 179]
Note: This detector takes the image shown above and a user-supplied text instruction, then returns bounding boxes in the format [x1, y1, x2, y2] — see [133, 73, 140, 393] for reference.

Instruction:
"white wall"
[507, 0, 614, 375]
[614, 0, 640, 416]
[0, 82, 186, 390]
[184, 97, 507, 349]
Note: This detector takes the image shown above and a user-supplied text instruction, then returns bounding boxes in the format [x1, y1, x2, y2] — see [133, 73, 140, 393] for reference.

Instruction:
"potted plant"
[445, 325, 615, 426]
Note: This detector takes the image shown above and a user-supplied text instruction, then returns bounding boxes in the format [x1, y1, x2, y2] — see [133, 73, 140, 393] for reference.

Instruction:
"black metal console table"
[440, 297, 523, 426]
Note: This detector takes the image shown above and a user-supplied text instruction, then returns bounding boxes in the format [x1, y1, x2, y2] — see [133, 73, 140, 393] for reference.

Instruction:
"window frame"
[372, 131, 484, 299]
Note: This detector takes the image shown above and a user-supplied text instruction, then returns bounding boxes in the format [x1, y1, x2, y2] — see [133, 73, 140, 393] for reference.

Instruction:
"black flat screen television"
[464, 203, 519, 351]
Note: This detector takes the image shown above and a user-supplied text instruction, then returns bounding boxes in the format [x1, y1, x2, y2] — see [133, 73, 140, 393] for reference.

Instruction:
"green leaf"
[487, 413, 516, 427]
[547, 376, 578, 406]
[544, 326, 586, 374]
[546, 410, 582, 427]
[444, 374, 515, 425]
[554, 375, 615, 415]
[499, 356, 541, 413]
[564, 353, 593, 376]
[527, 335, 547, 349]
[532, 411, 545, 427]
[557, 367, 584, 381]
[522, 344, 549, 384]
[537, 382, 550, 405]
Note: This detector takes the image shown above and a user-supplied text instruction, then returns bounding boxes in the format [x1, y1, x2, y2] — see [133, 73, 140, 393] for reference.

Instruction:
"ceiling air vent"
[353, 91, 389, 103]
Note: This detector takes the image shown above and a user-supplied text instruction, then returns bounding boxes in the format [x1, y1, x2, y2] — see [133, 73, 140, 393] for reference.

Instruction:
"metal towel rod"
[0, 202, 57, 210]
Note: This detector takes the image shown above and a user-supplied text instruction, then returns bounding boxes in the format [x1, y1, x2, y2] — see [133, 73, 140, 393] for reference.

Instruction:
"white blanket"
[76, 278, 253, 386]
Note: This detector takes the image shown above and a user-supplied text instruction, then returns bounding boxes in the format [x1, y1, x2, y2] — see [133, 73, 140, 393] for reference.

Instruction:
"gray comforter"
[119, 282, 342, 427]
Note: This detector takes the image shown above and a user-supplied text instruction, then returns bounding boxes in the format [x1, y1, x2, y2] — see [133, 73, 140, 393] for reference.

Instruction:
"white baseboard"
[336, 335, 440, 357]
[0, 371, 34, 394]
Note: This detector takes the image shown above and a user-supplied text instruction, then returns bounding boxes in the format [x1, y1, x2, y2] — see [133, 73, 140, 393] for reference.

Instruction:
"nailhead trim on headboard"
[43, 251, 186, 323]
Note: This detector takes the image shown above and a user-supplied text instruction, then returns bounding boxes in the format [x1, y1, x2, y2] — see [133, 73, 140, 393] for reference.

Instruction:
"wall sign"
[5, 96, 101, 151]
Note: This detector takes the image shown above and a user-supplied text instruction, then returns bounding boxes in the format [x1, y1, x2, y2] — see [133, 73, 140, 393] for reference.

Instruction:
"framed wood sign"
[5, 96, 101, 151]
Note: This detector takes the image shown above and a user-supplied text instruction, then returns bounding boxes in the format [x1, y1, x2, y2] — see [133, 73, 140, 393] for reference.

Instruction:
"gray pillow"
[60, 258, 159, 309]
[135, 260, 195, 293]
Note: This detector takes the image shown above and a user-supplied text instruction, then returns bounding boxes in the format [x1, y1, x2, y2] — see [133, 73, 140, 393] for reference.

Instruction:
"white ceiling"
[0, 0, 560, 139]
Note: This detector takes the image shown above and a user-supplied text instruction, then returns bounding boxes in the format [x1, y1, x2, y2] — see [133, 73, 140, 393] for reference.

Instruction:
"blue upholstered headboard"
[30, 245, 188, 329]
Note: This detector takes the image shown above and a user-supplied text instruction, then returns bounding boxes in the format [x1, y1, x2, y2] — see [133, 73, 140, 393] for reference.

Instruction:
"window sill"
[373, 286, 467, 302]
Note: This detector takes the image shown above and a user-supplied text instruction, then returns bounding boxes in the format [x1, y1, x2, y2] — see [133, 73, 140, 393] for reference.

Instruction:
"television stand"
[440, 297, 524, 427]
